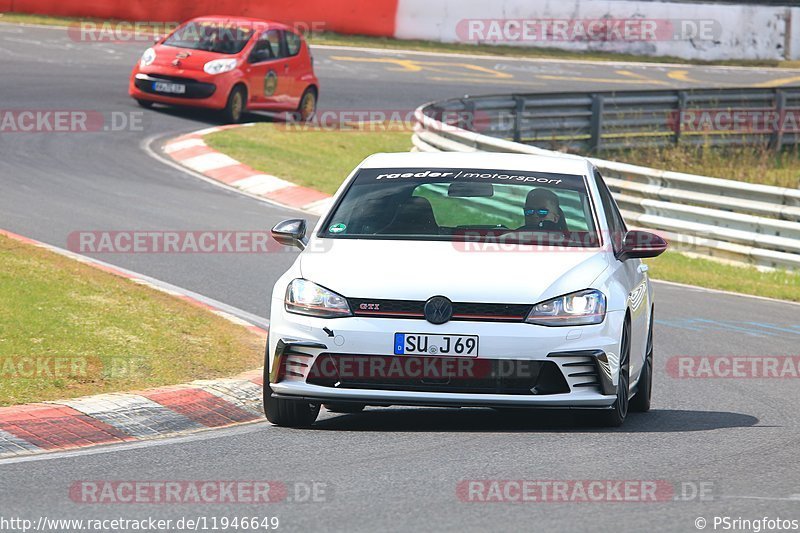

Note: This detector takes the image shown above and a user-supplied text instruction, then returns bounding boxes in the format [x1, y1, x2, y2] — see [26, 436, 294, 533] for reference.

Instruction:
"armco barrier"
[425, 88, 800, 153]
[6, 0, 399, 36]
[413, 99, 800, 271]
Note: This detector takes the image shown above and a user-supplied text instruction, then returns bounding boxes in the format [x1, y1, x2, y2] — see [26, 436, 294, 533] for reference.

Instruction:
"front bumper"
[133, 73, 216, 99]
[271, 383, 616, 408]
[268, 303, 625, 409]
[128, 66, 234, 109]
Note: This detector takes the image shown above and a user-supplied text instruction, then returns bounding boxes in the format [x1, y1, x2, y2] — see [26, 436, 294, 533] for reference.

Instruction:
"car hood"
[150, 45, 235, 71]
[299, 239, 610, 304]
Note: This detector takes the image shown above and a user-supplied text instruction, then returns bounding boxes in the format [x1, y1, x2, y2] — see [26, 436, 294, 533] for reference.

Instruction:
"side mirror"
[248, 48, 272, 63]
[617, 230, 668, 261]
[271, 219, 307, 250]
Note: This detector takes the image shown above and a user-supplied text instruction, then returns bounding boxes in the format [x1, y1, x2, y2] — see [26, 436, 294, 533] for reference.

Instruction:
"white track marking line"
[0, 421, 269, 465]
[181, 152, 240, 173]
[164, 138, 206, 153]
[232, 174, 296, 195]
[652, 279, 800, 308]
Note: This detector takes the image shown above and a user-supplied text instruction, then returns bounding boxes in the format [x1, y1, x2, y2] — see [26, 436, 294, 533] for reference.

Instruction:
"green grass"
[0, 235, 264, 406]
[205, 123, 412, 194]
[1, 12, 794, 68]
[645, 251, 800, 302]
[605, 143, 800, 188]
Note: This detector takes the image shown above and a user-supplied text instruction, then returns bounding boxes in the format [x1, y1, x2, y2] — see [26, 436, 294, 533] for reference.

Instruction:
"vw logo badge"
[424, 296, 453, 325]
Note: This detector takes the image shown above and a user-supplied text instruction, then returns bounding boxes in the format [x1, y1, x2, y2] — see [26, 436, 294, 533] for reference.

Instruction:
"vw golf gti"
[265, 152, 667, 427]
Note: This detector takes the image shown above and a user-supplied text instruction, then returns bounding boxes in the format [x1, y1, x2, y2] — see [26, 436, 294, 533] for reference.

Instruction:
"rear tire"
[135, 99, 154, 109]
[262, 339, 320, 427]
[324, 403, 365, 414]
[630, 311, 654, 413]
[295, 87, 317, 122]
[600, 320, 630, 427]
[222, 85, 246, 124]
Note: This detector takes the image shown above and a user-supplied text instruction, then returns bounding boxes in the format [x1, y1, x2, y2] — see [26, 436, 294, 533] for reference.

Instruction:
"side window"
[249, 30, 285, 62]
[594, 170, 627, 253]
[285, 31, 302, 56]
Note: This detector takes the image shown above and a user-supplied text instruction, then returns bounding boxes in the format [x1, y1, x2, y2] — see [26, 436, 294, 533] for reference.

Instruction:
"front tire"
[262, 340, 320, 427]
[600, 320, 631, 427]
[222, 85, 246, 124]
[630, 311, 654, 413]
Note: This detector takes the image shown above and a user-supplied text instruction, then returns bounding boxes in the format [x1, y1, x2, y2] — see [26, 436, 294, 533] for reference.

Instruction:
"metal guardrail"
[425, 88, 800, 152]
[413, 97, 800, 270]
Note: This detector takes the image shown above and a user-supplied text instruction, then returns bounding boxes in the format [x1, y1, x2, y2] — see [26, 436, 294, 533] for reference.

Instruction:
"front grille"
[348, 298, 531, 322]
[142, 74, 198, 83]
[134, 74, 216, 99]
[306, 354, 569, 395]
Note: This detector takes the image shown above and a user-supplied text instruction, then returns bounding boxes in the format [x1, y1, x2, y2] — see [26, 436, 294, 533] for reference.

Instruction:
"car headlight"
[525, 289, 606, 326]
[203, 58, 238, 75]
[140, 47, 156, 67]
[285, 279, 351, 318]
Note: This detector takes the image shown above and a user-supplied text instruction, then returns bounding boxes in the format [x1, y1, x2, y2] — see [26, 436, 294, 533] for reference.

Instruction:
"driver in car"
[522, 188, 565, 231]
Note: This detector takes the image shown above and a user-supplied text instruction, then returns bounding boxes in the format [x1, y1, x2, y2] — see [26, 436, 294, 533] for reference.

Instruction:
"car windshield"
[320, 167, 601, 247]
[163, 22, 254, 54]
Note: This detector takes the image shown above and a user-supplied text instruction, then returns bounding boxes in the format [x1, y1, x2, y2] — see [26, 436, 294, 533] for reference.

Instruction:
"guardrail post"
[589, 94, 604, 152]
[513, 96, 524, 143]
[770, 90, 786, 150]
[674, 91, 687, 145]
[461, 98, 476, 132]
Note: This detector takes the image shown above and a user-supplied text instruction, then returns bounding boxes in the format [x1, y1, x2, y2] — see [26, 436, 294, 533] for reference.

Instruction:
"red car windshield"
[163, 22, 254, 55]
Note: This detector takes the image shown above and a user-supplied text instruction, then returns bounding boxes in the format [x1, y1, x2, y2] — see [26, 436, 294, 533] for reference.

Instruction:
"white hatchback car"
[264, 152, 667, 427]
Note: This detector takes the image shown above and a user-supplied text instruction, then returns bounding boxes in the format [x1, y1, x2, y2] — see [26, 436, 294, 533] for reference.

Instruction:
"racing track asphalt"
[1, 23, 799, 532]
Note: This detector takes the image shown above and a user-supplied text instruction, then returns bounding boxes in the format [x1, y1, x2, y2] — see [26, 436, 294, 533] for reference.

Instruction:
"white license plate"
[394, 333, 479, 357]
[153, 81, 186, 94]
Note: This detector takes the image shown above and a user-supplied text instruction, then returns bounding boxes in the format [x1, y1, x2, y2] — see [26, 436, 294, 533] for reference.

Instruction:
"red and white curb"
[0, 229, 268, 459]
[163, 124, 334, 216]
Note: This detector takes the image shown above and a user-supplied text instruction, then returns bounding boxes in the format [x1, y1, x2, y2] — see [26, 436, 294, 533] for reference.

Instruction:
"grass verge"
[644, 251, 800, 302]
[0, 234, 264, 406]
[205, 123, 412, 194]
[204, 124, 800, 302]
[604, 144, 800, 188]
[0, 12, 792, 68]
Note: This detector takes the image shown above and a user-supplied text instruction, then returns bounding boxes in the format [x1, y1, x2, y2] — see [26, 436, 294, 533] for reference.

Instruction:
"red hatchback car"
[129, 16, 319, 123]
